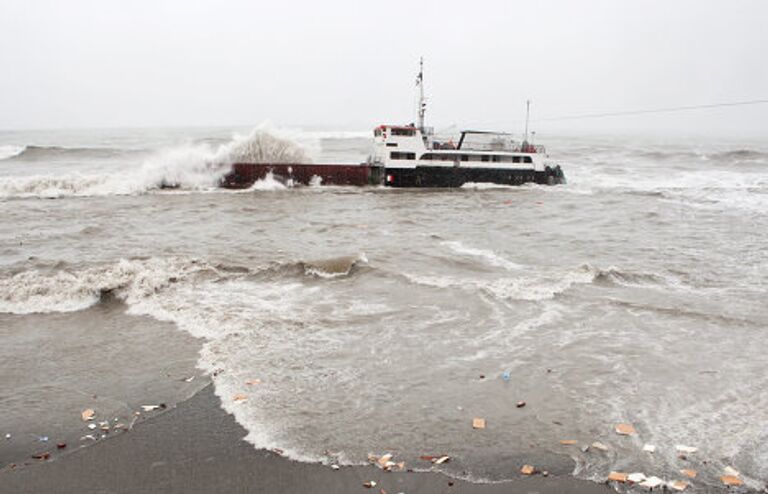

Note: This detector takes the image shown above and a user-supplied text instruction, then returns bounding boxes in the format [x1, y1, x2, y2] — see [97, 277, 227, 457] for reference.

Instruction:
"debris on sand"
[472, 418, 486, 429]
[642, 444, 656, 453]
[669, 480, 689, 491]
[520, 465, 536, 475]
[433, 456, 450, 465]
[81, 409, 95, 421]
[56, 442, 66, 449]
[233, 393, 248, 402]
[640, 476, 664, 488]
[245, 379, 262, 386]
[608, 472, 629, 483]
[723, 466, 740, 477]
[560, 439, 578, 445]
[376, 454, 393, 467]
[591, 441, 610, 451]
[31, 452, 50, 460]
[87, 423, 97, 430]
[680, 469, 697, 478]
[627, 473, 647, 483]
[675, 445, 697, 454]
[182, 376, 195, 383]
[141, 405, 162, 412]
[363, 480, 377, 488]
[516, 401, 526, 408]
[615, 423, 636, 436]
[330, 464, 340, 470]
[720, 475, 743, 487]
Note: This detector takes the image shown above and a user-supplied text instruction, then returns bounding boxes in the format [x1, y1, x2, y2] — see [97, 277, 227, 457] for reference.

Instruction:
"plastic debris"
[580, 445, 590, 453]
[720, 475, 743, 487]
[560, 439, 578, 445]
[233, 393, 248, 402]
[643, 444, 656, 453]
[675, 445, 697, 454]
[56, 442, 66, 449]
[615, 423, 636, 436]
[680, 469, 697, 478]
[723, 466, 740, 477]
[87, 423, 97, 430]
[669, 480, 689, 491]
[520, 465, 536, 475]
[433, 456, 450, 465]
[37, 435, 49, 442]
[81, 409, 95, 421]
[141, 405, 161, 412]
[591, 441, 609, 451]
[80, 434, 96, 441]
[363, 481, 377, 488]
[183, 376, 195, 383]
[245, 379, 262, 386]
[542, 471, 549, 477]
[608, 472, 629, 483]
[502, 371, 511, 381]
[640, 476, 664, 488]
[377, 454, 393, 467]
[32, 452, 50, 460]
[516, 401, 526, 408]
[472, 418, 486, 429]
[628, 473, 647, 483]
[330, 464, 340, 470]
[4, 433, 9, 440]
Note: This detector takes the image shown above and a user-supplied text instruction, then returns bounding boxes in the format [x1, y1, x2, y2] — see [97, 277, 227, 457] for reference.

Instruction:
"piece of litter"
[330, 464, 340, 470]
[542, 470, 549, 477]
[56, 443, 66, 449]
[433, 456, 450, 465]
[720, 475, 743, 487]
[81, 409, 95, 421]
[608, 472, 629, 483]
[183, 376, 195, 383]
[502, 371, 511, 381]
[723, 466, 740, 477]
[520, 464, 536, 475]
[141, 405, 161, 412]
[245, 379, 262, 386]
[669, 480, 689, 491]
[680, 469, 697, 478]
[233, 393, 248, 402]
[591, 441, 609, 451]
[675, 445, 697, 454]
[87, 423, 97, 430]
[642, 444, 656, 453]
[377, 454, 393, 467]
[363, 480, 377, 488]
[628, 473, 647, 483]
[516, 401, 526, 408]
[37, 436, 49, 442]
[396, 462, 405, 471]
[31, 452, 50, 460]
[80, 434, 96, 441]
[640, 476, 664, 488]
[472, 418, 486, 429]
[560, 439, 578, 445]
[615, 423, 636, 436]
[4, 433, 10, 440]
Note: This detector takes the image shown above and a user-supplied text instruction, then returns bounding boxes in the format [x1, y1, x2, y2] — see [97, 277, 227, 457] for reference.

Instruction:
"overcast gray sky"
[1, 0, 766, 135]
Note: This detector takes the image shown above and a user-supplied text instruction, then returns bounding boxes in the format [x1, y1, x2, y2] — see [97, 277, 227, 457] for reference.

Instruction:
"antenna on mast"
[416, 57, 426, 131]
[524, 99, 531, 143]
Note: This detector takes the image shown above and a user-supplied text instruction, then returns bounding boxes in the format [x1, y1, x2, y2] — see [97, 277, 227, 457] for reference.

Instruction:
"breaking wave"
[0, 128, 311, 199]
[0, 145, 26, 161]
[0, 145, 148, 162]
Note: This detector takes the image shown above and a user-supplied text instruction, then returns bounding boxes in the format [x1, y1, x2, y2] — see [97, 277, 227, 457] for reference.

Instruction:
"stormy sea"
[1, 125, 766, 491]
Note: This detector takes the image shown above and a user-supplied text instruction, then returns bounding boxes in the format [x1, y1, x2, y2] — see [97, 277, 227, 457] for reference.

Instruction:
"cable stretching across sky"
[535, 99, 768, 122]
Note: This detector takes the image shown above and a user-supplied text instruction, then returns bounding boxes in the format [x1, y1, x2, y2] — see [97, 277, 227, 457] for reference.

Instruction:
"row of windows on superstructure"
[390, 152, 532, 163]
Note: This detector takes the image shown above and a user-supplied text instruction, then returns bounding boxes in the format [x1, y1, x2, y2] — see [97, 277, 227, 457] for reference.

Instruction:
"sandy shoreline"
[0, 384, 612, 493]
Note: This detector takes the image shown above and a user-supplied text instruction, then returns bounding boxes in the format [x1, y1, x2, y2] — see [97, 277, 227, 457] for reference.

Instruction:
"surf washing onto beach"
[1, 126, 767, 492]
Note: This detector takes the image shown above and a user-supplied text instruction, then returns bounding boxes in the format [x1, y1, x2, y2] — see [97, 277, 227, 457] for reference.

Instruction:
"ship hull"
[219, 163, 565, 189]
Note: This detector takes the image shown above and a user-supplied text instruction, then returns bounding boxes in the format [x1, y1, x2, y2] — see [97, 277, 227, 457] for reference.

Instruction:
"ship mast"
[524, 99, 531, 143]
[416, 57, 426, 131]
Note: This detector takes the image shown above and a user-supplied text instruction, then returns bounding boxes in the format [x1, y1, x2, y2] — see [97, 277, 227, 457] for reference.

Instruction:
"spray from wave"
[0, 127, 312, 199]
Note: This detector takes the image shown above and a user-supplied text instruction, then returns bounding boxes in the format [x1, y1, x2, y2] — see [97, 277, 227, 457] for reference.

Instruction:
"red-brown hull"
[220, 163, 385, 188]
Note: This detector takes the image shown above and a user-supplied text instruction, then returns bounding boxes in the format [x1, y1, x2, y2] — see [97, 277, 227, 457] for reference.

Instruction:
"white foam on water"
[0, 144, 25, 161]
[441, 240, 522, 270]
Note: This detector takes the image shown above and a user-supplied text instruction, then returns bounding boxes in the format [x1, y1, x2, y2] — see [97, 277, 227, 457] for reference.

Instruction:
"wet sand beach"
[0, 384, 612, 494]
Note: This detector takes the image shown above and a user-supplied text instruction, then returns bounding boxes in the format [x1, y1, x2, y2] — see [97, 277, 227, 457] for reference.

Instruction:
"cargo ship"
[220, 60, 565, 189]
